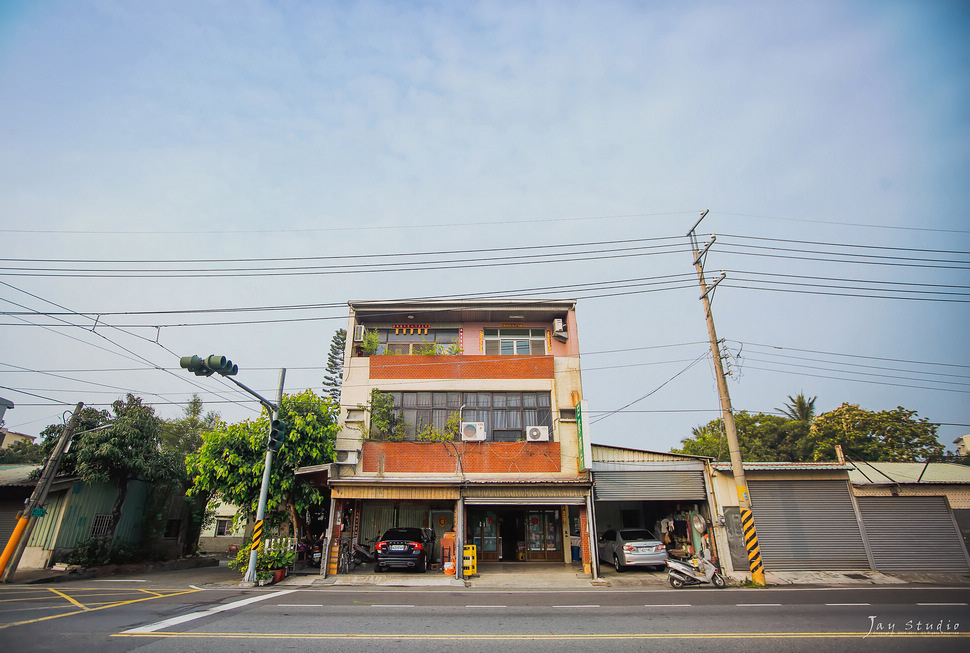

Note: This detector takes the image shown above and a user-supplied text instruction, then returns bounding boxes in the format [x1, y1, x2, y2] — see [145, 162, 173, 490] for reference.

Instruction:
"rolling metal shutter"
[593, 471, 706, 501]
[857, 496, 970, 573]
[748, 480, 870, 571]
[0, 500, 22, 548]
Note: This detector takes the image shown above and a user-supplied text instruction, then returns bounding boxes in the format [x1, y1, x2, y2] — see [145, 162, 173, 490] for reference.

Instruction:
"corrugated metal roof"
[711, 462, 855, 472]
[591, 444, 711, 463]
[848, 462, 970, 485]
[0, 464, 41, 487]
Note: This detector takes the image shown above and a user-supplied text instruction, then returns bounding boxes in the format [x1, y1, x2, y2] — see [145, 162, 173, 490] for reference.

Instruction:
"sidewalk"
[6, 556, 222, 585]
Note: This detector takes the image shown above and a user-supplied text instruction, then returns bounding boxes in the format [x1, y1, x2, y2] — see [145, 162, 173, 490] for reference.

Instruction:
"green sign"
[30, 507, 47, 517]
[576, 400, 592, 471]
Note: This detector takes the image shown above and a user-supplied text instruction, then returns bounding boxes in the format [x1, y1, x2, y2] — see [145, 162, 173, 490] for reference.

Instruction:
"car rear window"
[381, 528, 424, 541]
[619, 529, 656, 541]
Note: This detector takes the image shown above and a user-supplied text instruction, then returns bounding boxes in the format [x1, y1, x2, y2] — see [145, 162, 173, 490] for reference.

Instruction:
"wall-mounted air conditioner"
[552, 318, 568, 342]
[353, 324, 366, 342]
[335, 449, 360, 465]
[526, 425, 550, 442]
[461, 422, 486, 442]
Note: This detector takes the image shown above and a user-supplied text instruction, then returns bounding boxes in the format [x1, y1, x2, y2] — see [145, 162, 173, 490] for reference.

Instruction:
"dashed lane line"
[113, 631, 970, 641]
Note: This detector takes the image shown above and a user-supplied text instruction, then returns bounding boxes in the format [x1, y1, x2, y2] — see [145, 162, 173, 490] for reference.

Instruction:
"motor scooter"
[666, 555, 726, 589]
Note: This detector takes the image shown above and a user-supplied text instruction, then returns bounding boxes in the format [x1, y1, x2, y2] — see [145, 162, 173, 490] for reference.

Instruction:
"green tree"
[0, 438, 47, 464]
[160, 394, 220, 456]
[159, 395, 221, 555]
[672, 411, 809, 462]
[778, 393, 817, 422]
[809, 403, 943, 462]
[322, 328, 347, 403]
[187, 390, 338, 536]
[44, 395, 175, 544]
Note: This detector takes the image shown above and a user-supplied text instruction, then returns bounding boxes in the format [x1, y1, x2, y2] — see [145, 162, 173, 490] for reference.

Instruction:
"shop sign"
[576, 399, 592, 471]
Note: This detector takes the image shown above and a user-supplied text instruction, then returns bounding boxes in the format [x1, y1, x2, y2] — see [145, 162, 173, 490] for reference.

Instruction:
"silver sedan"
[597, 528, 668, 572]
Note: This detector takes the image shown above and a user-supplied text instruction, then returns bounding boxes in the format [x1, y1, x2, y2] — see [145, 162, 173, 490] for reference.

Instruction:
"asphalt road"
[2, 570, 968, 652]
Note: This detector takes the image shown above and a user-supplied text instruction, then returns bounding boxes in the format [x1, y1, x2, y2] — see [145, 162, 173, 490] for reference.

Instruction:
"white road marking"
[917, 602, 968, 606]
[825, 603, 870, 606]
[370, 604, 415, 608]
[553, 604, 600, 608]
[123, 590, 296, 633]
[278, 604, 323, 607]
[736, 603, 782, 607]
[465, 605, 507, 608]
[645, 604, 691, 607]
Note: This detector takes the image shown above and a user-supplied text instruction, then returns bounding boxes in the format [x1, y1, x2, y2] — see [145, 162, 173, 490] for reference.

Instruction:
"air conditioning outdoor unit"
[461, 422, 487, 442]
[552, 318, 568, 342]
[335, 449, 360, 465]
[526, 426, 550, 442]
[353, 324, 366, 342]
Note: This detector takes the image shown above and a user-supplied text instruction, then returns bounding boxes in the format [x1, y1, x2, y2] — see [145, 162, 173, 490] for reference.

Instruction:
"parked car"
[375, 527, 436, 573]
[598, 528, 667, 572]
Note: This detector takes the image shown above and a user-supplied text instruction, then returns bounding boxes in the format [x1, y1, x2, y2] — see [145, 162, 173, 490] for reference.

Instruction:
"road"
[1, 571, 968, 652]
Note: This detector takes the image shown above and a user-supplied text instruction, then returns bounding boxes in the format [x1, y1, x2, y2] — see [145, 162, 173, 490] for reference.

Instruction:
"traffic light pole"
[243, 368, 286, 585]
[688, 211, 766, 586]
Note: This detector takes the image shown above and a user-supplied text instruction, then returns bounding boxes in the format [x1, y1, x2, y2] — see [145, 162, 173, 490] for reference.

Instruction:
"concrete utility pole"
[688, 211, 766, 585]
[0, 402, 84, 582]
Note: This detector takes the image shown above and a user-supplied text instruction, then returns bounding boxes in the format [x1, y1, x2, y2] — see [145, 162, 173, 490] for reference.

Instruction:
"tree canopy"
[41, 395, 179, 543]
[160, 394, 220, 456]
[187, 389, 338, 535]
[673, 398, 943, 463]
[672, 411, 811, 462]
[0, 437, 46, 464]
[810, 403, 943, 462]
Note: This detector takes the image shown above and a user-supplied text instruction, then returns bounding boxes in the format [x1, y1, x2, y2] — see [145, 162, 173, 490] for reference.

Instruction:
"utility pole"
[0, 402, 84, 582]
[688, 210, 766, 585]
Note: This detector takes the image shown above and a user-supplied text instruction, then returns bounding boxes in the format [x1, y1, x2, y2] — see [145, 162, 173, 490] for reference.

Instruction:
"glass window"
[483, 328, 546, 356]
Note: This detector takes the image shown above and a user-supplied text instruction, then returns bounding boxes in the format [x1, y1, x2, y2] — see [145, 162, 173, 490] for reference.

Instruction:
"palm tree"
[778, 393, 817, 422]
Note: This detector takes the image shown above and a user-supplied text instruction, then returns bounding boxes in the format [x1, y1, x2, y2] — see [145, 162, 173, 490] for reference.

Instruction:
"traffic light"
[268, 419, 288, 452]
[179, 355, 213, 376]
[205, 355, 238, 376]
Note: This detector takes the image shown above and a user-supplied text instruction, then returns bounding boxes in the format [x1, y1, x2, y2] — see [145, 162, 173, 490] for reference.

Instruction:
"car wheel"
[669, 575, 685, 589]
[712, 573, 726, 588]
[613, 555, 623, 573]
[416, 556, 428, 573]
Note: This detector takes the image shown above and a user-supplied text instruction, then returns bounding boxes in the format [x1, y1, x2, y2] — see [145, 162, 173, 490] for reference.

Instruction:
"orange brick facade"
[362, 441, 562, 474]
[368, 354, 555, 380]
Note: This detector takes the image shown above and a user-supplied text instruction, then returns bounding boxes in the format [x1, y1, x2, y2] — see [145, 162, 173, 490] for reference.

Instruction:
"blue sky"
[1, 1, 967, 454]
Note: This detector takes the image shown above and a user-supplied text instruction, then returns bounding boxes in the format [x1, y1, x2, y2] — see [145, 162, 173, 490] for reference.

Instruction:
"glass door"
[526, 510, 562, 561]
[471, 510, 500, 561]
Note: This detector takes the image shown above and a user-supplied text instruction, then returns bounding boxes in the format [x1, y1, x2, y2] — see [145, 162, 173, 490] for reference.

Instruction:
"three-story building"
[325, 300, 596, 578]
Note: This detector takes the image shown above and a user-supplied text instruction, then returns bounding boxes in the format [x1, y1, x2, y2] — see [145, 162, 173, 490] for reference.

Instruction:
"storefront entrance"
[468, 508, 563, 562]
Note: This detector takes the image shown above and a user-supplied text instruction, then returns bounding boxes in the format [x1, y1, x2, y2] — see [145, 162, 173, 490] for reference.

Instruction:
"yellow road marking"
[0, 589, 199, 631]
[48, 588, 89, 611]
[113, 631, 970, 640]
[138, 589, 164, 597]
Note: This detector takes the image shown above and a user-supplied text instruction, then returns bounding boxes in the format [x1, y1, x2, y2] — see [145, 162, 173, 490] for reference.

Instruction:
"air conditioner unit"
[353, 324, 366, 342]
[461, 422, 486, 442]
[526, 426, 550, 442]
[335, 449, 359, 465]
[552, 318, 568, 342]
